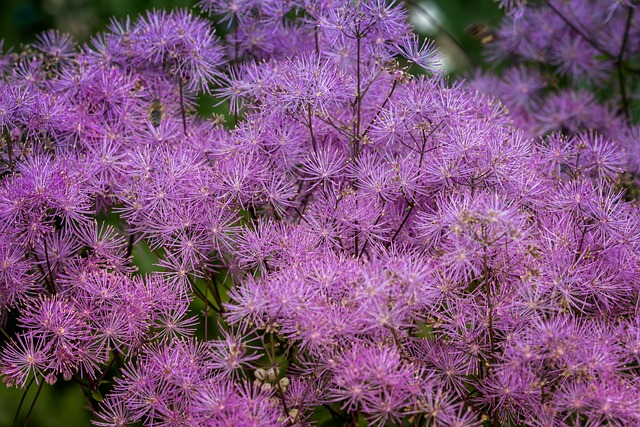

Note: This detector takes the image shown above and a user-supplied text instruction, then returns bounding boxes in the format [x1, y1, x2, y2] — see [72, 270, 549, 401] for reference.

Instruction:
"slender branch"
[314, 28, 319, 54]
[178, 80, 187, 135]
[7, 133, 13, 167]
[42, 239, 54, 289]
[13, 377, 35, 427]
[267, 333, 290, 420]
[204, 280, 209, 341]
[358, 67, 384, 102]
[93, 354, 118, 392]
[29, 251, 54, 295]
[20, 379, 45, 427]
[361, 79, 398, 139]
[233, 16, 239, 62]
[481, 248, 496, 363]
[72, 375, 95, 411]
[353, 29, 363, 258]
[617, 6, 634, 121]
[205, 273, 225, 314]
[292, 206, 310, 225]
[0, 326, 10, 339]
[127, 232, 136, 258]
[387, 119, 443, 245]
[481, 246, 497, 427]
[390, 200, 415, 245]
[113, 350, 124, 370]
[357, 200, 387, 258]
[314, 114, 351, 139]
[188, 275, 222, 314]
[349, 410, 360, 427]
[307, 104, 317, 153]
[355, 30, 362, 158]
[545, 1, 611, 58]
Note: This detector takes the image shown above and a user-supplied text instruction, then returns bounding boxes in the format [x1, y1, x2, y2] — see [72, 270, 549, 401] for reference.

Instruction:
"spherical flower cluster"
[1, 1, 639, 426]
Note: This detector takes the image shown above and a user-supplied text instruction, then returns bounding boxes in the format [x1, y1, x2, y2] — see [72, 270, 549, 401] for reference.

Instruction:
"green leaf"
[91, 390, 104, 402]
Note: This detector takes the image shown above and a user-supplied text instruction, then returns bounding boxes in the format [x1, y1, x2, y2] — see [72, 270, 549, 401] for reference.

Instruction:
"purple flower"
[1, 1, 639, 426]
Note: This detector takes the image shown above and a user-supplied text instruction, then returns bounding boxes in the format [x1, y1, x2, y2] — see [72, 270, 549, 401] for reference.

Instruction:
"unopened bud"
[288, 408, 299, 420]
[254, 368, 267, 382]
[278, 377, 290, 392]
[45, 372, 58, 385]
[267, 367, 279, 382]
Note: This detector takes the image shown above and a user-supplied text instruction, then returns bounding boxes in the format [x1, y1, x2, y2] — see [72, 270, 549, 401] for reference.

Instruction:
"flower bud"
[267, 367, 279, 382]
[288, 408, 299, 420]
[278, 377, 290, 392]
[254, 368, 267, 382]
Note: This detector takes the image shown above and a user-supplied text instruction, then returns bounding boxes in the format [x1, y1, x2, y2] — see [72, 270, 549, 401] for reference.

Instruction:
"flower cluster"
[1, 1, 640, 426]
[469, 0, 640, 175]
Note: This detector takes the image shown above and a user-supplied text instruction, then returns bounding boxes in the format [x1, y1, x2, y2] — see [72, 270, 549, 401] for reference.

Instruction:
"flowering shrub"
[1, 1, 640, 426]
[470, 1, 640, 182]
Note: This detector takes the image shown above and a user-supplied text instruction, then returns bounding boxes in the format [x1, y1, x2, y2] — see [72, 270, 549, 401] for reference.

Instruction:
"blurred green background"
[1, 0, 192, 48]
[0, 0, 503, 426]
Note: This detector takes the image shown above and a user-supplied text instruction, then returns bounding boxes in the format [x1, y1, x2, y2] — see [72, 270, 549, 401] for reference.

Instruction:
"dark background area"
[0, 0, 504, 426]
[1, 0, 192, 48]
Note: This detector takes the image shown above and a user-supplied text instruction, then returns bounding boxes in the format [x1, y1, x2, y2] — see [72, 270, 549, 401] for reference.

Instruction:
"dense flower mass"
[1, 1, 640, 426]
[471, 1, 640, 176]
